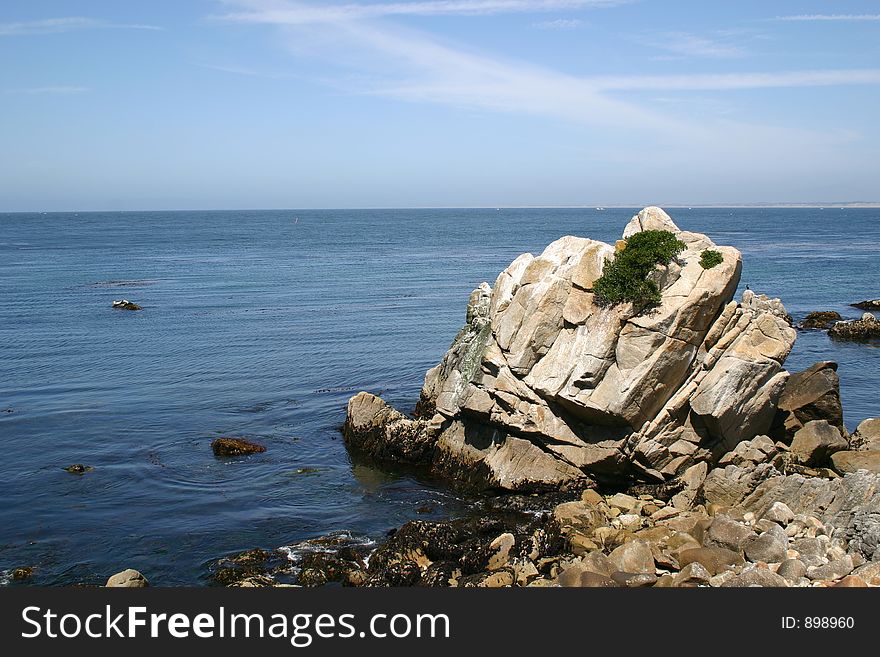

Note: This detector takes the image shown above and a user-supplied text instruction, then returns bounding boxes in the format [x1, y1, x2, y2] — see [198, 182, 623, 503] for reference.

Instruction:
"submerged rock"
[208, 548, 287, 587]
[63, 463, 93, 475]
[799, 311, 842, 329]
[344, 207, 796, 490]
[828, 314, 880, 341]
[111, 299, 142, 311]
[11, 567, 34, 581]
[211, 437, 266, 457]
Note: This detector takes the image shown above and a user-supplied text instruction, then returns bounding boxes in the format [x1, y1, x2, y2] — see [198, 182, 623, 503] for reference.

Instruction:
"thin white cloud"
[592, 69, 880, 91]
[199, 63, 298, 79]
[4, 86, 89, 94]
[0, 17, 162, 36]
[212, 0, 880, 188]
[533, 18, 584, 29]
[216, 0, 628, 25]
[775, 14, 880, 22]
[647, 31, 745, 59]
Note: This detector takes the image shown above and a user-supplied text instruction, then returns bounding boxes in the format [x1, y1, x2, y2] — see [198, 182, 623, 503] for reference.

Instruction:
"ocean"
[1, 207, 878, 585]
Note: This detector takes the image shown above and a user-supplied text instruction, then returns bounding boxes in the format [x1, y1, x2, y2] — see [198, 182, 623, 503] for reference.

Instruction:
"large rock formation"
[344, 207, 797, 491]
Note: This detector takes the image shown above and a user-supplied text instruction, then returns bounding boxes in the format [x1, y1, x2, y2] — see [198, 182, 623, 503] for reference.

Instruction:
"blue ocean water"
[0, 208, 878, 585]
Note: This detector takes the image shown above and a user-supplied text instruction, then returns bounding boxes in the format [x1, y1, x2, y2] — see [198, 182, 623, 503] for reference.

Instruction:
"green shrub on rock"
[699, 249, 724, 270]
[593, 230, 685, 307]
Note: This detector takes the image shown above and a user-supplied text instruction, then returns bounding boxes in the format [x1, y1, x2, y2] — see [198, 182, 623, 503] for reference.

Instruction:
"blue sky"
[2, 0, 879, 210]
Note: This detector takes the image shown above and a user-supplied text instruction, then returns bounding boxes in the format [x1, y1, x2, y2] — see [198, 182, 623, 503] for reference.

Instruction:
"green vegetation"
[593, 230, 685, 307]
[699, 249, 724, 270]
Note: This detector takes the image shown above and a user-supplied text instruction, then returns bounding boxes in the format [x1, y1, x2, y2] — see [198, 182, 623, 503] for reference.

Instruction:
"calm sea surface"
[1, 208, 878, 585]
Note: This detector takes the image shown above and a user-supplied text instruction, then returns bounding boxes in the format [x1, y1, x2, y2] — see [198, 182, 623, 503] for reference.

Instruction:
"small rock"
[678, 547, 744, 575]
[777, 558, 807, 583]
[553, 501, 603, 533]
[651, 506, 681, 521]
[851, 299, 880, 311]
[852, 561, 880, 582]
[106, 569, 148, 588]
[606, 493, 640, 513]
[467, 570, 514, 588]
[512, 560, 539, 586]
[607, 540, 655, 575]
[673, 562, 711, 587]
[722, 567, 789, 587]
[579, 572, 620, 587]
[617, 513, 642, 531]
[762, 501, 795, 526]
[611, 572, 657, 587]
[826, 543, 847, 562]
[581, 489, 603, 505]
[705, 515, 756, 552]
[653, 574, 676, 587]
[745, 533, 788, 564]
[487, 533, 515, 570]
[666, 532, 702, 556]
[834, 575, 867, 588]
[12, 567, 34, 581]
[580, 551, 614, 577]
[806, 555, 854, 581]
[557, 562, 615, 587]
[569, 532, 599, 556]
[709, 571, 737, 587]
[111, 299, 142, 311]
[670, 462, 708, 511]
[754, 519, 779, 533]
[851, 418, 880, 450]
[64, 463, 93, 475]
[591, 526, 630, 551]
[211, 437, 266, 457]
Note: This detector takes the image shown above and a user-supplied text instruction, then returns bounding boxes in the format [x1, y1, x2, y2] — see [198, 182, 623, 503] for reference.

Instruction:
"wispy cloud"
[0, 17, 162, 36]
[775, 14, 880, 22]
[591, 69, 880, 91]
[214, 2, 880, 116]
[4, 85, 89, 94]
[199, 63, 299, 79]
[533, 18, 584, 29]
[646, 31, 745, 59]
[215, 0, 628, 25]
[211, 0, 880, 185]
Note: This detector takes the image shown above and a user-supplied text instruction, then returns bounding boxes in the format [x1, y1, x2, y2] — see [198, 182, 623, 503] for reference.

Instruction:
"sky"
[1, 0, 879, 211]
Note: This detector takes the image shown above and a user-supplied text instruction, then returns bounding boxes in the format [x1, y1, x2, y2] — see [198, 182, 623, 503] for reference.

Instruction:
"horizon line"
[2, 202, 880, 214]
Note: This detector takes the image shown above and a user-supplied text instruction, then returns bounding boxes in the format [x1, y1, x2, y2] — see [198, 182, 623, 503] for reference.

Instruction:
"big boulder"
[771, 361, 844, 441]
[344, 207, 797, 491]
[789, 420, 848, 467]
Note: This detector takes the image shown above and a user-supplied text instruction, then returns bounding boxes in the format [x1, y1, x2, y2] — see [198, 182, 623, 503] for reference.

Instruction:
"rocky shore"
[331, 207, 879, 587]
[105, 207, 880, 589]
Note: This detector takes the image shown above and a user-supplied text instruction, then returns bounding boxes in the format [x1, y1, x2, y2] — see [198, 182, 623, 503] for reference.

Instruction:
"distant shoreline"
[2, 203, 880, 214]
